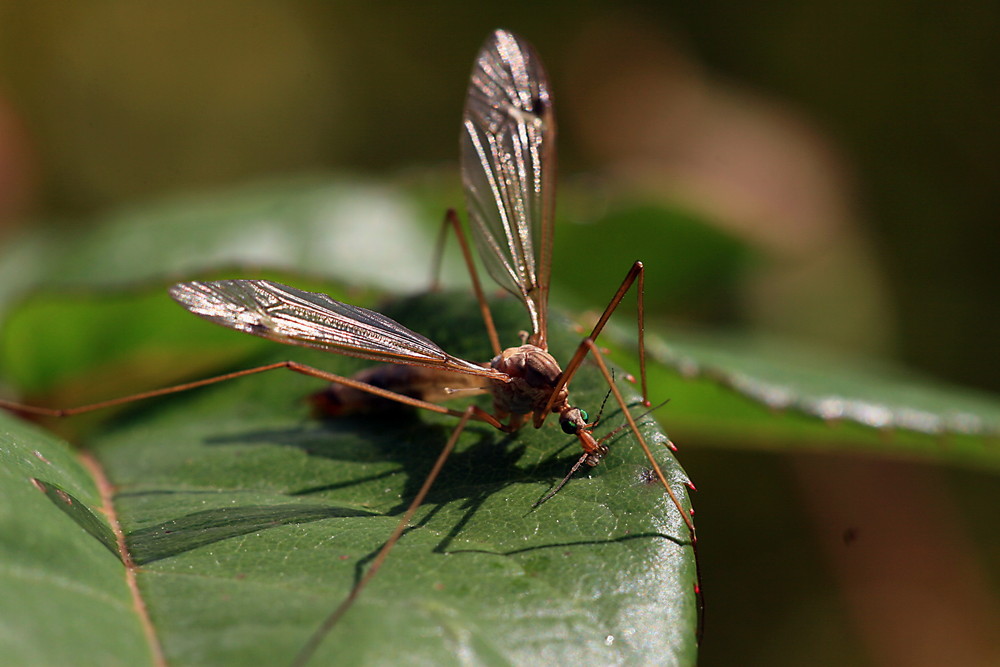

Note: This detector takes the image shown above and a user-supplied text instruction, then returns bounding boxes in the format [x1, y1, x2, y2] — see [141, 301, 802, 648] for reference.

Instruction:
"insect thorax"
[489, 344, 568, 416]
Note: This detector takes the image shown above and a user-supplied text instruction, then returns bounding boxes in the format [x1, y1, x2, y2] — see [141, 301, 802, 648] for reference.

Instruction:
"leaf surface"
[2, 292, 699, 666]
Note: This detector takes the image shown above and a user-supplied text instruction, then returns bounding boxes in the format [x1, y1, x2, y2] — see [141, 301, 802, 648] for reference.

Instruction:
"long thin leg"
[582, 340, 703, 640]
[289, 404, 479, 667]
[0, 361, 504, 429]
[584, 340, 694, 537]
[429, 209, 502, 356]
[2, 355, 519, 659]
[540, 261, 648, 420]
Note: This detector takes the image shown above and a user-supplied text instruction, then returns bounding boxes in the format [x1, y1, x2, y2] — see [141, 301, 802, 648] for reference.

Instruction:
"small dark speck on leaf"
[637, 467, 659, 486]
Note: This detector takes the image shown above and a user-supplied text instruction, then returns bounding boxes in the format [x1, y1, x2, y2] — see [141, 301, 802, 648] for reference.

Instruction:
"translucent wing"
[461, 29, 555, 348]
[169, 280, 507, 379]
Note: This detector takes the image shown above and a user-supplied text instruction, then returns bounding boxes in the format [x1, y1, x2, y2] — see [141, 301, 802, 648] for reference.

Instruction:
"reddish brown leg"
[429, 208, 502, 356]
[535, 261, 691, 535]
[290, 404, 480, 667]
[541, 260, 648, 419]
[3, 355, 519, 663]
[583, 340, 695, 538]
[0, 361, 497, 426]
[559, 338, 703, 641]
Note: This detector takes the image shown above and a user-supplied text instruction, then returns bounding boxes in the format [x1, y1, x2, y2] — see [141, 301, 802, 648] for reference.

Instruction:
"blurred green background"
[0, 2, 997, 666]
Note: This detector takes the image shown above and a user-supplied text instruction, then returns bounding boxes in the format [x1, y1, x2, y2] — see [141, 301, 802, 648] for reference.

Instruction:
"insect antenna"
[586, 369, 616, 430]
[593, 397, 672, 448]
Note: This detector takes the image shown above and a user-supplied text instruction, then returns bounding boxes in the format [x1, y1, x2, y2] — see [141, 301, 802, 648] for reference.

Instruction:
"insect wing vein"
[461, 29, 554, 339]
[169, 280, 498, 376]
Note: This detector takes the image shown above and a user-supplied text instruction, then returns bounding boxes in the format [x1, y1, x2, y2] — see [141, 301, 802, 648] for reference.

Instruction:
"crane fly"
[2, 29, 698, 665]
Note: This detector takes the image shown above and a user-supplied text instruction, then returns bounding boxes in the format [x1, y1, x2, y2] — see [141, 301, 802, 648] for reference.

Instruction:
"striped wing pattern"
[169, 280, 505, 379]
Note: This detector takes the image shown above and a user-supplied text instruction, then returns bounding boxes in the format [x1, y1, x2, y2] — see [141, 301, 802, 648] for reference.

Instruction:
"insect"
[3, 29, 698, 665]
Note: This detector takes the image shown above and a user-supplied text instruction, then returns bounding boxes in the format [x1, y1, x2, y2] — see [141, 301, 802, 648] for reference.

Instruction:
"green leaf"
[551, 203, 750, 320]
[1, 291, 699, 666]
[600, 325, 1000, 469]
[0, 417, 152, 666]
[0, 177, 456, 314]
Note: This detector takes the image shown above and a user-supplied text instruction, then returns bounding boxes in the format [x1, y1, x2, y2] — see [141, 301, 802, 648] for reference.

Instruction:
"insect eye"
[560, 417, 577, 435]
[579, 409, 589, 422]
